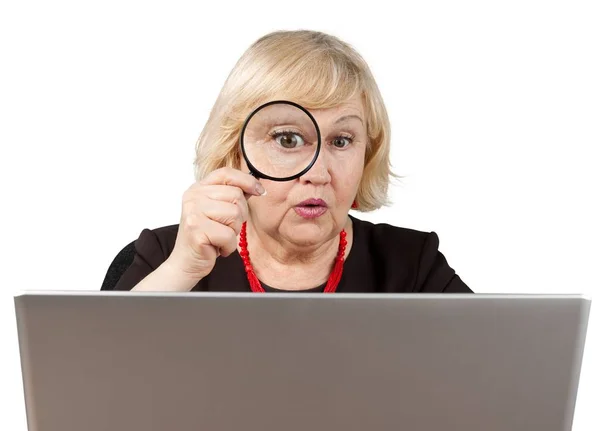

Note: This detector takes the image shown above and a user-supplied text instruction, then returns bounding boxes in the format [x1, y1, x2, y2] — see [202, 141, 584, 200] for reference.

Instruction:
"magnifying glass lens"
[241, 102, 319, 180]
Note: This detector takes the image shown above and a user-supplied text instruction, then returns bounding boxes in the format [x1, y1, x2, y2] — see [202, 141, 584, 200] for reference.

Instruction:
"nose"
[299, 146, 332, 186]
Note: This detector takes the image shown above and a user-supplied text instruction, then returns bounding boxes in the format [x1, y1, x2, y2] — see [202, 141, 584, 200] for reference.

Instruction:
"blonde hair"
[194, 30, 394, 211]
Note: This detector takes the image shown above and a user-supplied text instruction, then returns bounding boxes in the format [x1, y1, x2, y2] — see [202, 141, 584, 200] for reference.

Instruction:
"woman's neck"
[241, 217, 353, 291]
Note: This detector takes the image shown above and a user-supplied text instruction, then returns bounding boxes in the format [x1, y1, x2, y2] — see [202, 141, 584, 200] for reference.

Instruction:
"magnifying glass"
[240, 100, 321, 181]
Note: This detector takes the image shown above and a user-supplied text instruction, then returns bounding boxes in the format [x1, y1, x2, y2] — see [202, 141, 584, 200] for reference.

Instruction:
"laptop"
[14, 292, 591, 431]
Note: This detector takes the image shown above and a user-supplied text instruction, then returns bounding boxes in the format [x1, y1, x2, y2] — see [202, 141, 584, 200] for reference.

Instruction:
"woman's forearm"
[131, 259, 201, 292]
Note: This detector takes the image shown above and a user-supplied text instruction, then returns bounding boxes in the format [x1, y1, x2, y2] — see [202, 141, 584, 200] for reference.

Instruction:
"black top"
[112, 216, 472, 293]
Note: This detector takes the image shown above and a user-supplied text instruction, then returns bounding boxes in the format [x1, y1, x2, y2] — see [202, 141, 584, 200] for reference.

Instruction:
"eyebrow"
[334, 114, 364, 125]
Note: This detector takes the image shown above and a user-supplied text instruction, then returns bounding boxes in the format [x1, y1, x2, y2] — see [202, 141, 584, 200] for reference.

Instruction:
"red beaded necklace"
[239, 221, 347, 293]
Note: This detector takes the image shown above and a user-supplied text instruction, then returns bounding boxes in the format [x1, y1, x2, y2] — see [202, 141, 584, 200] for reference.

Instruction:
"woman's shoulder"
[113, 224, 179, 272]
[351, 215, 441, 271]
[102, 224, 180, 291]
[351, 215, 435, 250]
[125, 224, 179, 268]
[349, 216, 471, 293]
[137, 224, 179, 253]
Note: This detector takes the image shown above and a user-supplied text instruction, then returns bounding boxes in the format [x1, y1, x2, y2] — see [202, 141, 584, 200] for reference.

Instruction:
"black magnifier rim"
[240, 100, 322, 182]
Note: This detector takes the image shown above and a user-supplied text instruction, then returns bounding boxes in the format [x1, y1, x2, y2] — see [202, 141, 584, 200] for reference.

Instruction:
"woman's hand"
[163, 167, 265, 288]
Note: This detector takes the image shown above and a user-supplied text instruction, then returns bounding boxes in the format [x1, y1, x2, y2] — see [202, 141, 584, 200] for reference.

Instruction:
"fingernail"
[255, 182, 266, 196]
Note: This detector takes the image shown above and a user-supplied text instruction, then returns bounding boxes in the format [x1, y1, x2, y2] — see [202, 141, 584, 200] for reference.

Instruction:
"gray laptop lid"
[15, 293, 590, 431]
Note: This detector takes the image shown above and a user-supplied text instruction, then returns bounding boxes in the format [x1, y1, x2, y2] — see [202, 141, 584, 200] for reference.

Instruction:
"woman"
[109, 30, 472, 293]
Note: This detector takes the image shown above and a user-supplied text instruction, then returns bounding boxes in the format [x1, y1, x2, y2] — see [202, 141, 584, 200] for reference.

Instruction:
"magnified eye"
[270, 131, 306, 149]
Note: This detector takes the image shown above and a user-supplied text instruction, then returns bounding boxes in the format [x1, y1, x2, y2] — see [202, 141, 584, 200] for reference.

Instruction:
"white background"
[1, 0, 598, 429]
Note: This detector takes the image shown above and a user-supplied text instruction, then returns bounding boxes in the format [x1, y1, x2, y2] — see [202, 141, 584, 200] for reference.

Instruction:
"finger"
[200, 167, 266, 196]
[201, 185, 246, 204]
[182, 186, 249, 224]
[199, 199, 245, 234]
[208, 195, 249, 228]
[196, 218, 238, 257]
[186, 185, 249, 223]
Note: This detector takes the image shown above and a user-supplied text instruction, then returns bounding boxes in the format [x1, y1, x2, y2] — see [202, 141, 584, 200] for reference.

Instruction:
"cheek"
[331, 150, 365, 193]
[251, 180, 294, 211]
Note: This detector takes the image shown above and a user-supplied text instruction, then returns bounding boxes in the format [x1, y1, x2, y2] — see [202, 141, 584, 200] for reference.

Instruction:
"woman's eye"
[274, 132, 305, 149]
[332, 136, 353, 148]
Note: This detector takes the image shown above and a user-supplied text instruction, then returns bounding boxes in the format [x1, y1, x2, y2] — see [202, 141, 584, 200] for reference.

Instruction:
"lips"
[294, 198, 328, 219]
[296, 198, 328, 208]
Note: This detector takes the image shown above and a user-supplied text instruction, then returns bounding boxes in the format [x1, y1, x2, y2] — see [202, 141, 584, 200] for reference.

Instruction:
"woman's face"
[242, 95, 368, 246]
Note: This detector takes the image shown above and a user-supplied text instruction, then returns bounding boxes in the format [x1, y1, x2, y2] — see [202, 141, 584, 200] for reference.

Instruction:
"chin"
[284, 218, 334, 247]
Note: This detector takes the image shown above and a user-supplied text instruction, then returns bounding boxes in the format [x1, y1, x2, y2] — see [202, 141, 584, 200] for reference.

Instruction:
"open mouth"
[296, 198, 328, 208]
[295, 199, 328, 218]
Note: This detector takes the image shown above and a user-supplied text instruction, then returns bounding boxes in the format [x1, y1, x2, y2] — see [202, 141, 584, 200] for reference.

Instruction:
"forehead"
[306, 95, 365, 121]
